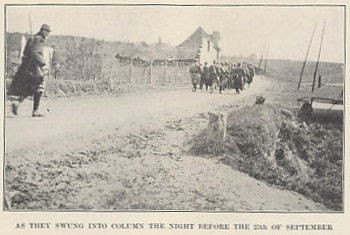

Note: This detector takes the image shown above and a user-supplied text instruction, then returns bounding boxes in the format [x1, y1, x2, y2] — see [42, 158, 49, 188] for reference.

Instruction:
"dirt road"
[6, 76, 271, 151]
[4, 76, 326, 211]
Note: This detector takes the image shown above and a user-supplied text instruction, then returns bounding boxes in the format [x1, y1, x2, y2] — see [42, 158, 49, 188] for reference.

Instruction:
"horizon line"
[5, 30, 345, 65]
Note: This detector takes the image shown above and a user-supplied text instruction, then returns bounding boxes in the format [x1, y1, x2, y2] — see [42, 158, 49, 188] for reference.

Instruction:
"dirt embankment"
[5, 111, 326, 212]
[190, 103, 343, 211]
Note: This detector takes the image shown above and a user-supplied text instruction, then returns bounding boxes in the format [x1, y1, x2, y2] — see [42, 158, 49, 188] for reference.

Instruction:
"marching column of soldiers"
[189, 60, 255, 94]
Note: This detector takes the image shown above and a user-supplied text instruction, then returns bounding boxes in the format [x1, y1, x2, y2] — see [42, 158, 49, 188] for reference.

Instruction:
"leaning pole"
[297, 22, 317, 90]
[312, 20, 326, 92]
[263, 45, 269, 77]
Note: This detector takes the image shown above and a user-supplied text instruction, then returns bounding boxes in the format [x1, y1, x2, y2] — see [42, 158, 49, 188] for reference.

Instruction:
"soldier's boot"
[192, 84, 197, 92]
[12, 103, 18, 116]
[11, 96, 25, 116]
[32, 92, 45, 118]
[199, 82, 203, 90]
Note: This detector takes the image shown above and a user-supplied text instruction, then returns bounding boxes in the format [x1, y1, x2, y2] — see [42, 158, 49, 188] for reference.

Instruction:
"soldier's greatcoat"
[201, 65, 210, 86]
[247, 66, 255, 84]
[8, 32, 47, 97]
[189, 64, 202, 85]
[233, 66, 244, 91]
[208, 64, 218, 86]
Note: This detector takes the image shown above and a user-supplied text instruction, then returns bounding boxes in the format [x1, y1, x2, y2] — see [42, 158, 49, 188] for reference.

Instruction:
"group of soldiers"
[8, 23, 256, 118]
[189, 60, 255, 94]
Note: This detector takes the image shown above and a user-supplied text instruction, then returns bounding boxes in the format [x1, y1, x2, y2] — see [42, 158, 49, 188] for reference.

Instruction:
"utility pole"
[258, 43, 266, 69]
[164, 60, 168, 85]
[312, 20, 326, 92]
[297, 22, 317, 90]
[263, 45, 269, 77]
[149, 60, 153, 84]
[129, 59, 133, 83]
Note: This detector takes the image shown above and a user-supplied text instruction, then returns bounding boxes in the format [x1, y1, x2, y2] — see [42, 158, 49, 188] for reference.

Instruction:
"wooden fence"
[107, 60, 192, 88]
[5, 58, 193, 96]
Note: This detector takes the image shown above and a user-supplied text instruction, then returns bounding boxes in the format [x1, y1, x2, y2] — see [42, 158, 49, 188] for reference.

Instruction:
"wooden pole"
[129, 59, 133, 83]
[109, 59, 114, 90]
[263, 45, 269, 77]
[297, 22, 317, 90]
[164, 60, 168, 85]
[82, 40, 87, 80]
[318, 75, 322, 88]
[312, 20, 326, 92]
[175, 61, 179, 83]
[258, 43, 266, 69]
[91, 39, 95, 81]
[258, 54, 263, 69]
[149, 60, 153, 84]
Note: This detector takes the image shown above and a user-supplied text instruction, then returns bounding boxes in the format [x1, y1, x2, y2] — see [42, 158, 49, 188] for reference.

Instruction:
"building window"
[207, 41, 210, 52]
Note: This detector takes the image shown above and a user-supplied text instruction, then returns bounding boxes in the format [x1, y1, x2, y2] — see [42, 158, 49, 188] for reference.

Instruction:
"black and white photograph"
[3, 3, 345, 214]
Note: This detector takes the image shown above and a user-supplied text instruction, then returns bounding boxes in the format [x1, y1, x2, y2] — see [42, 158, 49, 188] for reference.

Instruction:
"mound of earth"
[190, 103, 343, 211]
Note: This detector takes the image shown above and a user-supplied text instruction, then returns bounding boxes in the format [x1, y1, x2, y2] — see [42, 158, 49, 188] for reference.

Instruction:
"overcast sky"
[6, 5, 345, 63]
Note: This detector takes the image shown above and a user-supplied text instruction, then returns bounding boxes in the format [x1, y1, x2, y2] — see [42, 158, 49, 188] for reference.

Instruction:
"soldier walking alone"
[8, 24, 51, 117]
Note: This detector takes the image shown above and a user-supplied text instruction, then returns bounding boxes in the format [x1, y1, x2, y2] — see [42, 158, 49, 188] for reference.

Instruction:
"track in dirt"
[4, 76, 326, 211]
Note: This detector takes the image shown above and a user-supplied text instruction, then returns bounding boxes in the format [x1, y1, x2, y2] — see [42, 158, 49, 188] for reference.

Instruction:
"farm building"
[177, 27, 220, 65]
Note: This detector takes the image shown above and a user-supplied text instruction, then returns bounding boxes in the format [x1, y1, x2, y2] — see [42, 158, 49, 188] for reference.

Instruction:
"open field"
[267, 59, 344, 103]
[267, 59, 344, 84]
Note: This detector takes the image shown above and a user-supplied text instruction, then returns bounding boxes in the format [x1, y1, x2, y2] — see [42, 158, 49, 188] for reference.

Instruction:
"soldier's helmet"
[40, 24, 51, 32]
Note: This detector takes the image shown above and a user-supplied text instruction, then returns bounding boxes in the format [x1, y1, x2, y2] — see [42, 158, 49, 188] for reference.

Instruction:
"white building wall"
[198, 37, 218, 65]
